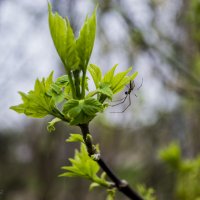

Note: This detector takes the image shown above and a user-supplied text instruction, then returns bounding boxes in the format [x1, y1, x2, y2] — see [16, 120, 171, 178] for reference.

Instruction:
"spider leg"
[110, 94, 131, 113]
[137, 78, 143, 90]
[121, 94, 131, 112]
[110, 95, 128, 107]
[112, 96, 127, 103]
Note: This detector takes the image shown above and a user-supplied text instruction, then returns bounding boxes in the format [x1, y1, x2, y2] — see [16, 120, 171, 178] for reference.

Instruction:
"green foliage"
[63, 97, 103, 125]
[159, 142, 181, 169]
[66, 133, 84, 143]
[88, 64, 138, 101]
[88, 64, 102, 88]
[60, 143, 110, 188]
[47, 117, 62, 132]
[10, 3, 141, 199]
[176, 157, 200, 200]
[137, 185, 157, 200]
[106, 189, 117, 200]
[47, 75, 71, 103]
[76, 10, 96, 71]
[10, 72, 60, 118]
[188, 0, 200, 43]
[159, 142, 200, 200]
[48, 2, 97, 99]
[11, 2, 138, 128]
[48, 3, 80, 72]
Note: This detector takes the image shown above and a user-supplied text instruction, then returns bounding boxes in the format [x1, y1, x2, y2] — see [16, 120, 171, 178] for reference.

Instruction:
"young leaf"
[130, 71, 138, 81]
[66, 133, 84, 143]
[47, 117, 61, 132]
[137, 185, 157, 200]
[47, 83, 65, 103]
[10, 72, 56, 118]
[60, 144, 100, 179]
[97, 83, 113, 99]
[47, 75, 71, 103]
[89, 182, 101, 191]
[102, 64, 118, 83]
[76, 9, 96, 71]
[88, 64, 102, 88]
[111, 67, 132, 92]
[106, 189, 117, 200]
[111, 71, 138, 94]
[55, 75, 69, 85]
[63, 97, 103, 125]
[48, 3, 79, 72]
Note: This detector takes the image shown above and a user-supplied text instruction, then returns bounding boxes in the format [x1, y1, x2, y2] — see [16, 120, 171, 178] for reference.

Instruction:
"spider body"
[111, 79, 142, 113]
[111, 81, 135, 113]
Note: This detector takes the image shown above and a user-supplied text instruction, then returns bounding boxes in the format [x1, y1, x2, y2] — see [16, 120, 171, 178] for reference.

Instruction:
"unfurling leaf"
[88, 64, 102, 88]
[60, 144, 100, 179]
[76, 10, 96, 71]
[47, 117, 61, 132]
[63, 97, 103, 125]
[102, 64, 118, 83]
[66, 133, 84, 143]
[89, 182, 101, 191]
[47, 75, 71, 103]
[106, 189, 117, 200]
[10, 72, 56, 118]
[88, 64, 138, 103]
[60, 144, 110, 188]
[137, 185, 157, 200]
[48, 3, 80, 72]
[97, 83, 113, 99]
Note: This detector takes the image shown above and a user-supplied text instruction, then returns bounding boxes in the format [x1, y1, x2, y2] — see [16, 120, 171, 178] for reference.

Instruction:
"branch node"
[119, 180, 128, 188]
[91, 153, 101, 161]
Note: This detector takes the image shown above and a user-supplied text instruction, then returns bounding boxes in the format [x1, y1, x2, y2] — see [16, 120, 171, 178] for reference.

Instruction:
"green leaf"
[111, 71, 138, 94]
[111, 67, 138, 94]
[111, 67, 132, 92]
[130, 71, 138, 81]
[102, 64, 118, 83]
[76, 9, 96, 71]
[60, 143, 111, 190]
[55, 75, 69, 85]
[48, 2, 79, 71]
[88, 64, 102, 88]
[89, 182, 100, 191]
[97, 83, 113, 99]
[63, 97, 103, 125]
[46, 75, 71, 103]
[111, 76, 130, 94]
[159, 142, 181, 169]
[137, 185, 157, 200]
[66, 133, 84, 143]
[47, 117, 61, 132]
[48, 83, 65, 103]
[99, 65, 138, 99]
[106, 189, 117, 200]
[10, 72, 56, 118]
[60, 144, 100, 179]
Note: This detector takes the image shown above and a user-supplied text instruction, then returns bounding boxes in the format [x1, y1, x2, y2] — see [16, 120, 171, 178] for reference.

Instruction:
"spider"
[110, 79, 143, 113]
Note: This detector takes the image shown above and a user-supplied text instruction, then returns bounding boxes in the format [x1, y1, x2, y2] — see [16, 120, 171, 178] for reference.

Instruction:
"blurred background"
[1, 0, 200, 199]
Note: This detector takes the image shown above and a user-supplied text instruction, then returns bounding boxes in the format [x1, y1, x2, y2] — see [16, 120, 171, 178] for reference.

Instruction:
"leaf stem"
[67, 70, 76, 99]
[79, 123, 143, 200]
[81, 70, 86, 98]
[73, 70, 81, 99]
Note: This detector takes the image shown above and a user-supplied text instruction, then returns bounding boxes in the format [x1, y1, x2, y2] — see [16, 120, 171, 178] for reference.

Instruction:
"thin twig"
[79, 123, 143, 200]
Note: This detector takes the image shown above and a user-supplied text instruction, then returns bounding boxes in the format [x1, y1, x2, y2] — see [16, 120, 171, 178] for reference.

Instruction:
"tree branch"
[79, 123, 143, 200]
